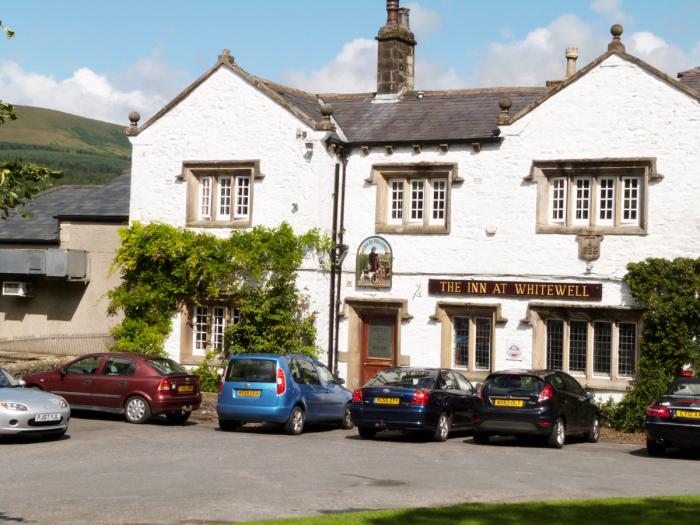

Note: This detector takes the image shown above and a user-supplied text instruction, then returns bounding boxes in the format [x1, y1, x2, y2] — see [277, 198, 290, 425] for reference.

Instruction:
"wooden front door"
[360, 314, 397, 385]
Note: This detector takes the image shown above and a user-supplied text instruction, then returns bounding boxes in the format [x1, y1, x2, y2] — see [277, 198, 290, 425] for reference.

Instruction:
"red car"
[23, 353, 201, 424]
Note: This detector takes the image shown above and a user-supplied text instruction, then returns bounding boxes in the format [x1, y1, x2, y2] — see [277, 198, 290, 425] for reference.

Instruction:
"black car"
[351, 367, 477, 442]
[473, 369, 600, 448]
[646, 376, 700, 455]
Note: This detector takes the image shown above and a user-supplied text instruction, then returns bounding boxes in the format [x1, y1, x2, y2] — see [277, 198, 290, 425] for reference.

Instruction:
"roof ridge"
[678, 66, 700, 77]
[255, 77, 319, 98]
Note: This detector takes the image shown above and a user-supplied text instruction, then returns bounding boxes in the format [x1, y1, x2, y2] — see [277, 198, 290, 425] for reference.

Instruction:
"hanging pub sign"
[356, 236, 392, 289]
[428, 279, 602, 301]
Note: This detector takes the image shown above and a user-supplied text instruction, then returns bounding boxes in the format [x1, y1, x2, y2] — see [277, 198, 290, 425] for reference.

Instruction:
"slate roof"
[322, 89, 545, 143]
[678, 67, 700, 93]
[0, 171, 130, 244]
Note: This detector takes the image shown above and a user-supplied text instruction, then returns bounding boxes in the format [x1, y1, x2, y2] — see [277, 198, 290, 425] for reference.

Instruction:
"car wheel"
[358, 426, 376, 439]
[124, 396, 151, 424]
[284, 406, 305, 435]
[340, 403, 354, 430]
[646, 437, 666, 456]
[166, 410, 192, 424]
[473, 431, 490, 445]
[547, 418, 566, 449]
[584, 415, 600, 443]
[432, 412, 451, 442]
[219, 419, 241, 432]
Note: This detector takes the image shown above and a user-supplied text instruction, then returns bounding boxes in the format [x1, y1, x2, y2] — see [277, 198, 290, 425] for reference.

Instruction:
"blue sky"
[2, 0, 699, 123]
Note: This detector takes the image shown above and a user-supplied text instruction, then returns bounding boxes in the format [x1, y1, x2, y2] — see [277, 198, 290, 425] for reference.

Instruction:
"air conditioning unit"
[2, 281, 33, 297]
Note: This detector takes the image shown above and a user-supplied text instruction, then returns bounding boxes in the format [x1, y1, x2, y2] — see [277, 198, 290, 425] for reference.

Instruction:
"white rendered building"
[127, 3, 700, 399]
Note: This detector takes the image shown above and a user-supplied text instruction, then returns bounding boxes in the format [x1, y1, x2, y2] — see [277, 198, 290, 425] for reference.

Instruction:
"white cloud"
[415, 59, 462, 90]
[469, 14, 605, 87]
[590, 0, 631, 23]
[0, 56, 183, 124]
[405, 2, 442, 39]
[282, 38, 377, 93]
[627, 32, 691, 75]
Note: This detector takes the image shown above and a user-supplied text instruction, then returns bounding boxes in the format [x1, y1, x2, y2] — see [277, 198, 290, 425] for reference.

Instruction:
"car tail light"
[219, 364, 228, 394]
[157, 378, 171, 392]
[680, 369, 694, 378]
[646, 404, 671, 418]
[476, 383, 484, 400]
[411, 389, 430, 406]
[537, 384, 554, 404]
[352, 389, 363, 402]
[277, 367, 286, 396]
[536, 421, 553, 427]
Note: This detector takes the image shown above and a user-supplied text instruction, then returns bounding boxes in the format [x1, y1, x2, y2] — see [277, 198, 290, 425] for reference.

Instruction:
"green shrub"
[193, 351, 224, 393]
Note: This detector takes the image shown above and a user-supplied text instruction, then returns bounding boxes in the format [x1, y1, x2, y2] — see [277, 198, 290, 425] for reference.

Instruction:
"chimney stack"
[565, 48, 578, 78]
[376, 0, 416, 95]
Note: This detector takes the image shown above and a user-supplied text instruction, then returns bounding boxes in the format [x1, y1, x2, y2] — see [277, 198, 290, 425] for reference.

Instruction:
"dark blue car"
[351, 367, 477, 442]
[217, 354, 353, 435]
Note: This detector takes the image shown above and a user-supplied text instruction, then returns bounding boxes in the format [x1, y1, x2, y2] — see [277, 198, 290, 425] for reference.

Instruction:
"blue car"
[351, 367, 477, 442]
[217, 354, 353, 435]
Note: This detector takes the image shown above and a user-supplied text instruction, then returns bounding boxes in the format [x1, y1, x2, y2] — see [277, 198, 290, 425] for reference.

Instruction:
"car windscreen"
[668, 381, 700, 397]
[366, 368, 437, 389]
[146, 358, 188, 375]
[0, 368, 20, 388]
[483, 374, 545, 397]
[226, 359, 277, 383]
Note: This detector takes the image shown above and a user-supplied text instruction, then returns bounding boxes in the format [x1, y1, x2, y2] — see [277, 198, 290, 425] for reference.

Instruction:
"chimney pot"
[386, 0, 399, 26]
[565, 48, 578, 78]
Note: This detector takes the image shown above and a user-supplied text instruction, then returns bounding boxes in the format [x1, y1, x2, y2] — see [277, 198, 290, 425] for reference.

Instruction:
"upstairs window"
[372, 163, 460, 234]
[530, 159, 659, 235]
[183, 161, 261, 228]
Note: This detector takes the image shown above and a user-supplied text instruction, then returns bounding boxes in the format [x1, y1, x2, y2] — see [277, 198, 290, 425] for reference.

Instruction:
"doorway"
[360, 314, 397, 385]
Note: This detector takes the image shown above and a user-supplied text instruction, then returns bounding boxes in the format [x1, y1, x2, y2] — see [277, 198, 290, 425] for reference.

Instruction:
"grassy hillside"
[0, 105, 131, 185]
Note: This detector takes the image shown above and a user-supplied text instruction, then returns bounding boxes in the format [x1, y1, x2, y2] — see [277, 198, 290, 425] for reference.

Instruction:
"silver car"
[0, 368, 70, 437]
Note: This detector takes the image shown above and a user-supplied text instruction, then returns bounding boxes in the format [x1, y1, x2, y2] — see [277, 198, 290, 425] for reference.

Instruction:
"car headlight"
[0, 402, 28, 411]
[58, 399, 68, 409]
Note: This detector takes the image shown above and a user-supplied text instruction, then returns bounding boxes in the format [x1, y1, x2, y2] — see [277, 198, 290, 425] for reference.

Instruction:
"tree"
[107, 222, 327, 357]
[0, 20, 62, 218]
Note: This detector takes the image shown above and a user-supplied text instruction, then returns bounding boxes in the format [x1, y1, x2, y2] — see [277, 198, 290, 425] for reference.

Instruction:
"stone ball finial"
[610, 24, 624, 38]
[320, 103, 334, 117]
[128, 111, 140, 127]
[218, 48, 235, 65]
[499, 97, 513, 112]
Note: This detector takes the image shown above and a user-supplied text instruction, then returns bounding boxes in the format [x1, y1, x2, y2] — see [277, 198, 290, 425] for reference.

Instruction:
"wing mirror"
[18, 378, 26, 387]
[585, 391, 595, 401]
[59, 367, 67, 377]
[335, 377, 346, 385]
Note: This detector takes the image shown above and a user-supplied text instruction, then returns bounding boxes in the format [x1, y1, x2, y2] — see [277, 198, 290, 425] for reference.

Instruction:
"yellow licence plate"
[494, 399, 525, 408]
[178, 385, 194, 393]
[374, 397, 400, 405]
[675, 410, 700, 419]
[237, 389, 261, 397]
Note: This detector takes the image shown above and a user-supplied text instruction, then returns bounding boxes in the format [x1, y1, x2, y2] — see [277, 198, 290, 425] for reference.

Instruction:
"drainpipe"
[333, 152, 349, 376]
[328, 162, 340, 371]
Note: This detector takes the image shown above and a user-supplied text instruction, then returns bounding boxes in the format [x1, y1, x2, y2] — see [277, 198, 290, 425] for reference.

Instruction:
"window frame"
[183, 160, 261, 228]
[530, 158, 659, 235]
[533, 305, 641, 390]
[191, 303, 238, 357]
[371, 163, 460, 234]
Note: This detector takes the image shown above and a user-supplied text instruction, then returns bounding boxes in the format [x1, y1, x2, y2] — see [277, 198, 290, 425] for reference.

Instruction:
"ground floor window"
[193, 304, 238, 356]
[543, 314, 638, 380]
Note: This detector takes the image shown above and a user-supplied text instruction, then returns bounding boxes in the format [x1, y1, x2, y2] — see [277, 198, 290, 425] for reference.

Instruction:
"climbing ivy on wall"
[607, 257, 700, 431]
[107, 221, 328, 358]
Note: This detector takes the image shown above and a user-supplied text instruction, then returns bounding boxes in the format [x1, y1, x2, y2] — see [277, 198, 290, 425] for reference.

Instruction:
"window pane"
[569, 320, 588, 373]
[593, 321, 612, 375]
[453, 316, 469, 368]
[622, 177, 639, 223]
[199, 177, 212, 219]
[546, 319, 564, 371]
[431, 179, 446, 221]
[410, 179, 424, 221]
[194, 305, 208, 355]
[103, 357, 136, 376]
[212, 306, 227, 351]
[618, 323, 636, 377]
[235, 175, 250, 218]
[551, 178, 566, 223]
[66, 356, 102, 375]
[598, 177, 615, 223]
[574, 178, 591, 222]
[474, 317, 491, 370]
[390, 180, 403, 222]
[219, 177, 232, 218]
[227, 359, 276, 383]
